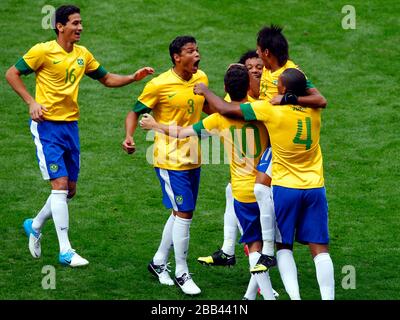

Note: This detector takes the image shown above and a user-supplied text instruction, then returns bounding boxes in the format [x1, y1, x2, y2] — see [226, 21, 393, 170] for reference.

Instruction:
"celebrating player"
[193, 68, 335, 300]
[140, 64, 277, 300]
[5, 5, 154, 267]
[197, 50, 264, 268]
[122, 36, 212, 295]
[249, 25, 328, 298]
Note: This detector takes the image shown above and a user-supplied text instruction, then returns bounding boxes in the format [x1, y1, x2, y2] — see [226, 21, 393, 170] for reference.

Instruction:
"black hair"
[280, 68, 307, 96]
[54, 5, 80, 35]
[169, 36, 197, 65]
[257, 24, 289, 66]
[238, 50, 259, 65]
[224, 64, 249, 102]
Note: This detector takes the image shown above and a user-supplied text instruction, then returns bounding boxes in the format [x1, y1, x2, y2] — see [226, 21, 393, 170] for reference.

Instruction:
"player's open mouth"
[193, 60, 200, 70]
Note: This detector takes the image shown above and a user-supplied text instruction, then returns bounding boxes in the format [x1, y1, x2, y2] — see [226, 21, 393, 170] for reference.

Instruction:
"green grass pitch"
[0, 0, 399, 300]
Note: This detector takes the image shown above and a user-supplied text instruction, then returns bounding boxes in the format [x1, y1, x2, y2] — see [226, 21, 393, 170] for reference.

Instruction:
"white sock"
[314, 253, 335, 300]
[249, 251, 275, 300]
[32, 195, 52, 232]
[254, 183, 275, 256]
[221, 184, 237, 256]
[51, 190, 72, 254]
[153, 213, 175, 265]
[244, 274, 259, 300]
[277, 249, 301, 300]
[173, 216, 192, 277]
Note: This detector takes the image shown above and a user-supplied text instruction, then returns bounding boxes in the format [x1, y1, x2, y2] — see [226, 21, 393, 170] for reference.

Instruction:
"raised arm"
[99, 67, 154, 87]
[270, 86, 327, 108]
[139, 114, 196, 139]
[5, 66, 48, 122]
[193, 83, 244, 119]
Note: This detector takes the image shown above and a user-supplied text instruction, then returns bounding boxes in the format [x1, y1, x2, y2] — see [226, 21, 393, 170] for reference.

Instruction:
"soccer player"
[197, 50, 264, 267]
[122, 36, 211, 295]
[140, 64, 276, 300]
[193, 68, 335, 300]
[250, 25, 328, 283]
[5, 5, 154, 267]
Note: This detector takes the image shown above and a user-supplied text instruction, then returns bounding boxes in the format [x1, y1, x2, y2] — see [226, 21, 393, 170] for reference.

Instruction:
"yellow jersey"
[240, 101, 324, 189]
[225, 93, 257, 103]
[15, 40, 106, 121]
[134, 68, 208, 170]
[193, 112, 268, 202]
[259, 59, 314, 100]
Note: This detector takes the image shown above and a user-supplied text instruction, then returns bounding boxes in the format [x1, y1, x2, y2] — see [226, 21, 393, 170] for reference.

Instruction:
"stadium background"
[0, 0, 399, 300]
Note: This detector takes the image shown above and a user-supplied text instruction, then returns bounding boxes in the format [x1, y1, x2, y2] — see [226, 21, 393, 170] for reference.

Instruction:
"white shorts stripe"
[30, 121, 50, 180]
[159, 169, 178, 211]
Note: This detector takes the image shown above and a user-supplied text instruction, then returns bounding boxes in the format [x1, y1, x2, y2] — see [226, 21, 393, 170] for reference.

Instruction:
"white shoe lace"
[161, 262, 172, 274]
[33, 234, 42, 249]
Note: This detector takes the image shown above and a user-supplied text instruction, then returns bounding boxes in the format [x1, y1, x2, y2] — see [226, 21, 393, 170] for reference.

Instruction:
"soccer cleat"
[59, 249, 89, 267]
[250, 254, 277, 274]
[23, 218, 42, 259]
[197, 249, 236, 266]
[148, 261, 174, 286]
[175, 273, 201, 295]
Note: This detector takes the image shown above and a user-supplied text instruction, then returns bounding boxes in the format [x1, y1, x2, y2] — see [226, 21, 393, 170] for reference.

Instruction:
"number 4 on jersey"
[293, 117, 312, 150]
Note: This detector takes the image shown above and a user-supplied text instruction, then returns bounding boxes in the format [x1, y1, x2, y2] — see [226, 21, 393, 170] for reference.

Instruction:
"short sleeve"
[193, 114, 219, 137]
[84, 49, 108, 79]
[240, 101, 271, 122]
[137, 80, 159, 109]
[16, 43, 45, 74]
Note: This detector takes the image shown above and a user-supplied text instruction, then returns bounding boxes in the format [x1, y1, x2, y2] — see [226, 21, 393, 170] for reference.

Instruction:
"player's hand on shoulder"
[139, 113, 156, 130]
[122, 136, 136, 154]
[133, 67, 155, 82]
[29, 101, 47, 122]
[193, 83, 208, 96]
[270, 95, 283, 105]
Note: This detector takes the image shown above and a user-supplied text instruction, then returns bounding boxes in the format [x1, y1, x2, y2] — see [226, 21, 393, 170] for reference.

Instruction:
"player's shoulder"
[28, 40, 55, 53]
[285, 59, 298, 69]
[73, 43, 92, 55]
[193, 69, 208, 82]
[147, 69, 173, 87]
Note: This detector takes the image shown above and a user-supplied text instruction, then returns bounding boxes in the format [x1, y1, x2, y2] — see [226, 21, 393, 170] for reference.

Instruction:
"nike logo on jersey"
[168, 93, 177, 99]
[53, 60, 62, 64]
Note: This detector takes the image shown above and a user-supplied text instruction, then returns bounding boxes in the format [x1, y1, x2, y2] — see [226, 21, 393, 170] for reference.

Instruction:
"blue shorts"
[273, 186, 329, 245]
[30, 120, 80, 182]
[256, 147, 272, 176]
[234, 199, 262, 244]
[155, 167, 201, 212]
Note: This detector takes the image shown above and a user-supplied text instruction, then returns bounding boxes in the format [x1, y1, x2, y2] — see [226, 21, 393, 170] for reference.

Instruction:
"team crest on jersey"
[49, 164, 59, 173]
[272, 80, 278, 85]
[175, 195, 183, 205]
[77, 58, 84, 66]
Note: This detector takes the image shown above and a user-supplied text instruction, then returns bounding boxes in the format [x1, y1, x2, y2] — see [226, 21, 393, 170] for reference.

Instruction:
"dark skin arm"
[271, 87, 327, 108]
[202, 101, 217, 115]
[193, 83, 244, 119]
